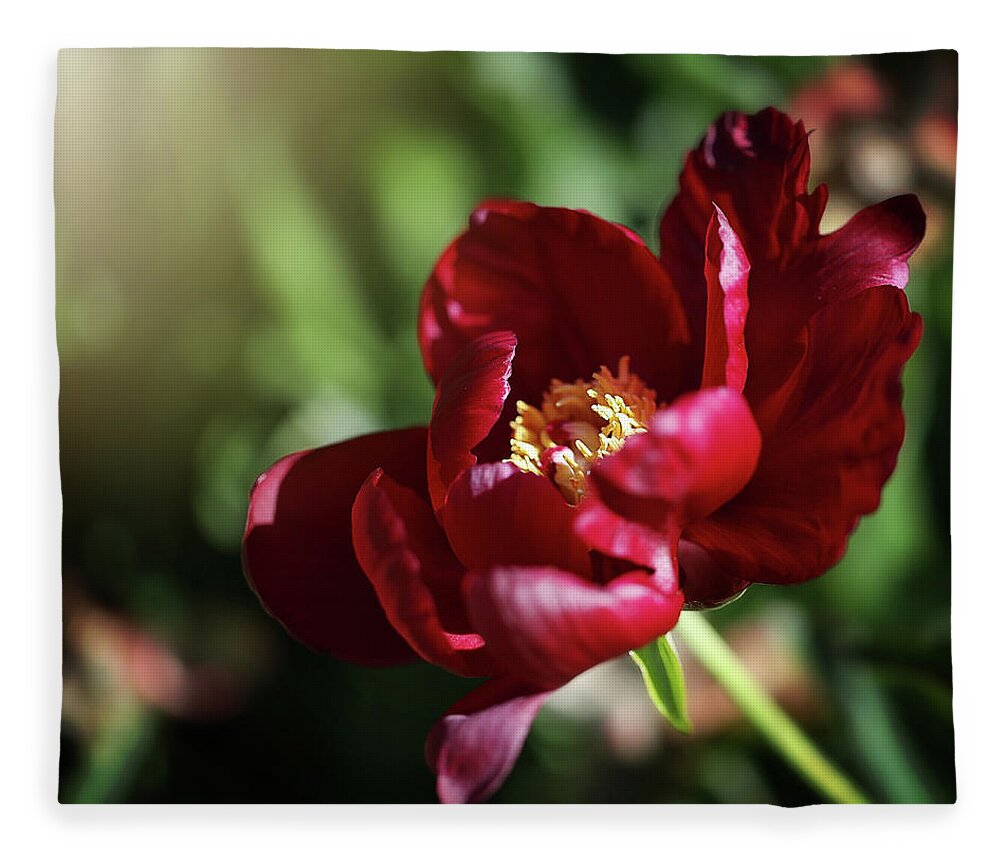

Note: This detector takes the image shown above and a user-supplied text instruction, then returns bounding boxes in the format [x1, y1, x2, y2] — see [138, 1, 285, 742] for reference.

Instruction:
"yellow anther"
[506, 356, 658, 505]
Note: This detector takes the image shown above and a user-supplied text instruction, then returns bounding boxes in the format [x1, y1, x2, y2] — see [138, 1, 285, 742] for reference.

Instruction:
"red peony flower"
[242, 108, 924, 803]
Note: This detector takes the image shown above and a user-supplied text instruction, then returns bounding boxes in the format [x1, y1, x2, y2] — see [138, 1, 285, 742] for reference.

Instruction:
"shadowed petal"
[353, 469, 495, 677]
[426, 677, 550, 804]
[574, 501, 677, 585]
[243, 428, 427, 664]
[677, 539, 749, 609]
[427, 330, 516, 511]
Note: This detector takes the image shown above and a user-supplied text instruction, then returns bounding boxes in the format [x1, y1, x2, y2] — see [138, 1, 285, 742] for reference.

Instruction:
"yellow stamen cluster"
[508, 356, 658, 505]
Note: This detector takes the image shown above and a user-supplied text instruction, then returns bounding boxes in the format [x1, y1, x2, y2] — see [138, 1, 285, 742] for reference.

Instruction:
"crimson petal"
[677, 539, 749, 609]
[574, 500, 677, 586]
[701, 204, 751, 391]
[441, 461, 592, 578]
[426, 677, 550, 804]
[426, 330, 516, 511]
[465, 566, 683, 690]
[687, 286, 922, 584]
[242, 428, 426, 664]
[588, 387, 762, 534]
[353, 469, 495, 678]
[659, 108, 823, 371]
[419, 200, 691, 410]
[659, 109, 926, 418]
[811, 194, 926, 305]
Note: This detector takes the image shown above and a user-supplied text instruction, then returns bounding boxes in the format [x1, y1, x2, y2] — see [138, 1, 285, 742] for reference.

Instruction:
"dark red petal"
[426, 331, 516, 511]
[660, 108, 820, 282]
[465, 565, 684, 690]
[426, 677, 550, 804]
[242, 428, 426, 665]
[574, 500, 678, 587]
[701, 205, 751, 392]
[687, 286, 922, 584]
[352, 469, 495, 678]
[427, 332, 517, 510]
[659, 109, 926, 417]
[677, 539, 748, 609]
[419, 200, 691, 408]
[659, 109, 823, 372]
[811, 195, 927, 305]
[441, 461, 592, 578]
[588, 387, 762, 533]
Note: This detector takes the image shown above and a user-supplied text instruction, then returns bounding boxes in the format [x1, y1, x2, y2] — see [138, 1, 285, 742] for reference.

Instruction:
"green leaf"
[631, 634, 692, 734]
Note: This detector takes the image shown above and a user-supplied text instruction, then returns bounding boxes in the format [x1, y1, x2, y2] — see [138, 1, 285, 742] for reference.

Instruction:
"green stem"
[674, 611, 869, 805]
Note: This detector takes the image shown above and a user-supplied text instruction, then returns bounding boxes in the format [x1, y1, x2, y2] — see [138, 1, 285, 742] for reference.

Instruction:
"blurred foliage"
[56, 49, 956, 803]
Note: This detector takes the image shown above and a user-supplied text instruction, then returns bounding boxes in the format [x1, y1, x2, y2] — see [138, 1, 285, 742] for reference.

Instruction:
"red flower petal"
[242, 428, 426, 664]
[587, 387, 762, 535]
[352, 469, 496, 678]
[426, 330, 516, 511]
[686, 286, 922, 584]
[659, 108, 823, 376]
[659, 108, 926, 419]
[441, 461, 592, 578]
[464, 565, 684, 690]
[811, 194, 926, 305]
[574, 500, 678, 588]
[419, 200, 691, 411]
[576, 490, 751, 612]
[677, 539, 749, 609]
[701, 205, 751, 392]
[426, 677, 550, 804]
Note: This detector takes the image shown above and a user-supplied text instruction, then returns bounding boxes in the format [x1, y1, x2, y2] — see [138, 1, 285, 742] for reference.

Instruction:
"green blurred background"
[56, 49, 956, 803]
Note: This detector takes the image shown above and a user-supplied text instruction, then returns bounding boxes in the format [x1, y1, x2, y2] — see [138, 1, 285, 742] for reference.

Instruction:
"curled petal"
[574, 500, 678, 586]
[465, 565, 684, 690]
[353, 469, 495, 677]
[441, 461, 592, 578]
[426, 677, 550, 804]
[811, 194, 926, 304]
[427, 330, 516, 510]
[419, 200, 691, 410]
[575, 504, 751, 611]
[677, 539, 748, 609]
[588, 387, 762, 533]
[702, 204, 751, 392]
[242, 428, 426, 664]
[687, 286, 922, 584]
